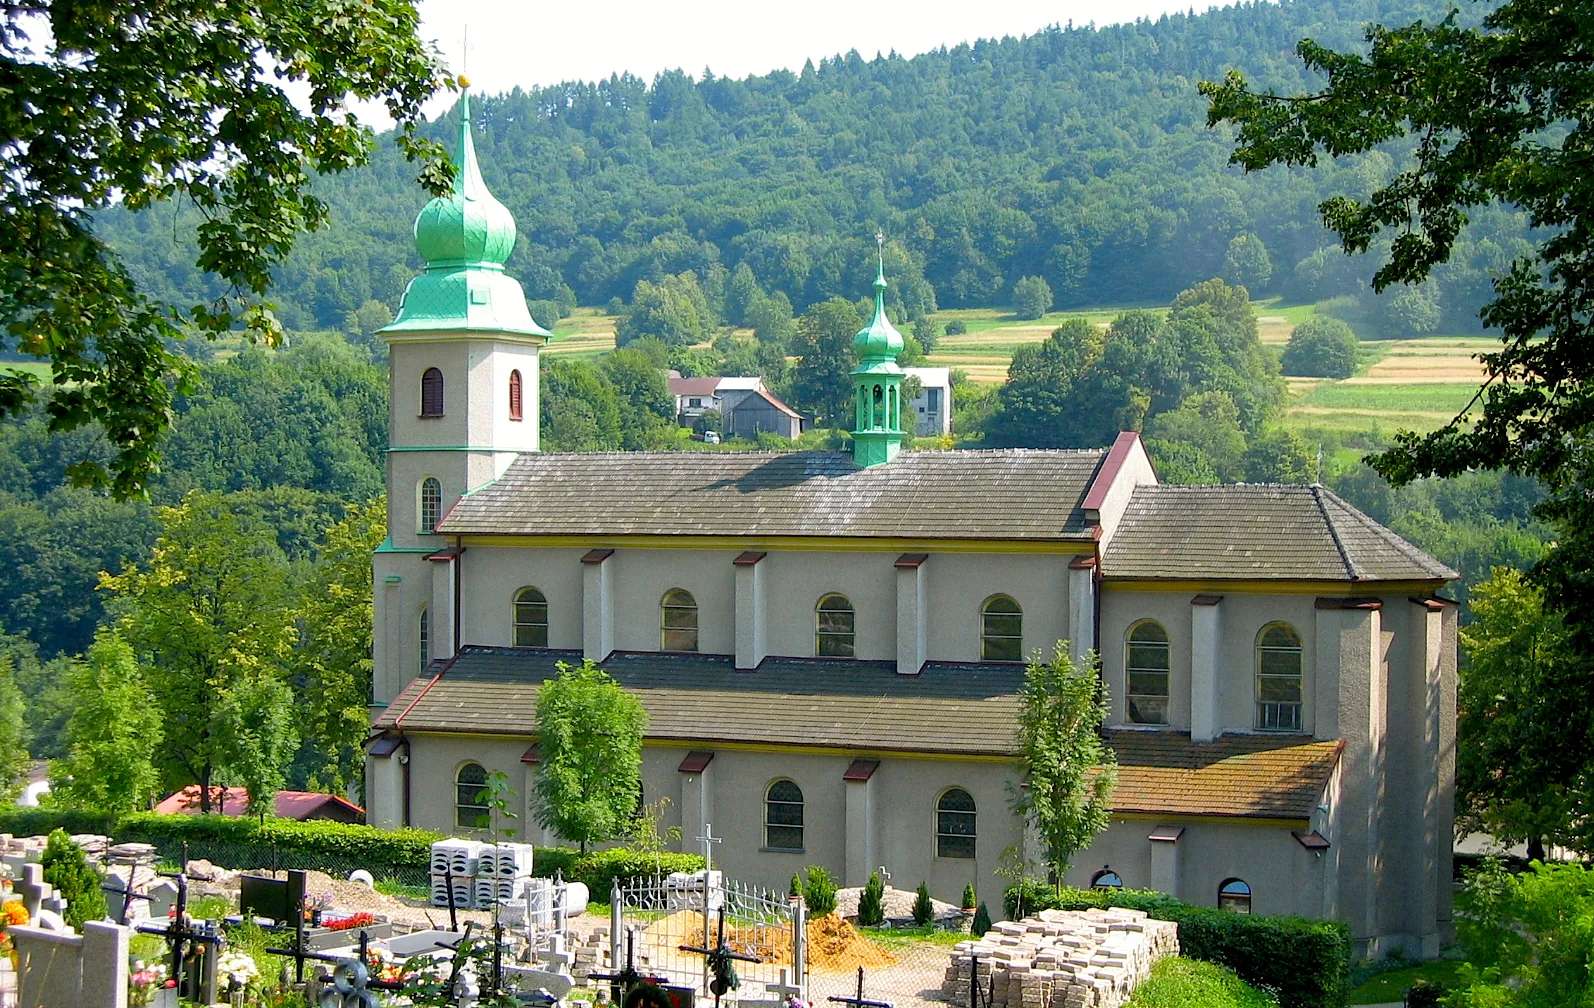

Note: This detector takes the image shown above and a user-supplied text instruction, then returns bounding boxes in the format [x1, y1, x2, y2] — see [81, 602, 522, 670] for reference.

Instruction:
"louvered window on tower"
[508, 369, 523, 421]
[421, 367, 445, 417]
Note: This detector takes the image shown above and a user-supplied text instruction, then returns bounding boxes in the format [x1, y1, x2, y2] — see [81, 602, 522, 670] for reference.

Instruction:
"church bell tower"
[371, 89, 551, 707]
[851, 239, 906, 468]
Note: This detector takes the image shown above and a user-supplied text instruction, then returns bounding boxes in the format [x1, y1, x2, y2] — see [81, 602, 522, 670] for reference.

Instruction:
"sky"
[405, 0, 1215, 117]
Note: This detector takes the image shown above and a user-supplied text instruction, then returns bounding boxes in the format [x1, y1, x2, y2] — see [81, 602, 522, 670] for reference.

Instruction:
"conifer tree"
[41, 830, 106, 931]
[857, 872, 885, 927]
[972, 902, 993, 935]
[913, 883, 934, 926]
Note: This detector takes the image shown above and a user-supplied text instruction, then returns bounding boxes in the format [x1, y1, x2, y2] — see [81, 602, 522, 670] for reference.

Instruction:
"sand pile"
[805, 912, 897, 973]
[638, 909, 895, 974]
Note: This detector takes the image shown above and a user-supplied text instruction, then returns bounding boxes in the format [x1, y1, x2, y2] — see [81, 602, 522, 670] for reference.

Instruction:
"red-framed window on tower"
[420, 367, 445, 417]
[508, 369, 523, 421]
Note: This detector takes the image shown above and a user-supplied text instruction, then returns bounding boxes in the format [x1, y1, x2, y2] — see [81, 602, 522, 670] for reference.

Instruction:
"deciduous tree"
[1457, 568, 1586, 860]
[0, 1, 448, 497]
[295, 500, 386, 797]
[99, 491, 295, 813]
[1013, 276, 1054, 320]
[1012, 645, 1116, 890]
[533, 659, 647, 851]
[1281, 317, 1360, 379]
[788, 298, 862, 428]
[48, 630, 163, 814]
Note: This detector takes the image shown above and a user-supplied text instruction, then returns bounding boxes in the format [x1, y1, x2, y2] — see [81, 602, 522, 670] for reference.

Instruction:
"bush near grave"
[0, 809, 703, 893]
[1004, 882, 1350, 1008]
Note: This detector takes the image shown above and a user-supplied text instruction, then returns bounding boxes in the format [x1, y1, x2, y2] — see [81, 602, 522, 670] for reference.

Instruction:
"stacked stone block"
[941, 908, 1178, 1008]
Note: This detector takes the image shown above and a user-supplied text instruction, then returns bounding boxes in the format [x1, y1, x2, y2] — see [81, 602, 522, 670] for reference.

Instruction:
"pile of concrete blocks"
[941, 908, 1179, 1008]
[430, 838, 483, 908]
[569, 926, 611, 985]
[475, 842, 535, 908]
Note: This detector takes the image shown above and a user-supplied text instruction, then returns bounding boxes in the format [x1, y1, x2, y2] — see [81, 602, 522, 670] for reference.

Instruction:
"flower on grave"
[364, 941, 405, 984]
[786, 998, 809, 1008]
[1, 899, 28, 927]
[128, 961, 169, 1007]
[217, 950, 259, 986]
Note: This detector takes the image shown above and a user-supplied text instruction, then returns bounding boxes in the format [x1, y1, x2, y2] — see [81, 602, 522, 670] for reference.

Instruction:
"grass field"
[544, 306, 619, 359]
[1345, 959, 1466, 1005]
[0, 361, 52, 381]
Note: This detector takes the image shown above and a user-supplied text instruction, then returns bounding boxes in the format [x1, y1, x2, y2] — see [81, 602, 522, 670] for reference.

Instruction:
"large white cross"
[767, 968, 802, 1001]
[696, 824, 722, 876]
[540, 934, 572, 976]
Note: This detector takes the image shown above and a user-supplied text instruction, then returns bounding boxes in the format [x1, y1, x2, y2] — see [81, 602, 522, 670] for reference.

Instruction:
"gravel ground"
[807, 940, 953, 1008]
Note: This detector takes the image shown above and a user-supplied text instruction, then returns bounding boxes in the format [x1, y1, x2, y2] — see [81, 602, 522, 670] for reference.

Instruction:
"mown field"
[923, 301, 1494, 437]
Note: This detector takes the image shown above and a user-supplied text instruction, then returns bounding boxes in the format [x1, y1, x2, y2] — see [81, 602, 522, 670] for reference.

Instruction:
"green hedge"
[0, 809, 703, 893]
[1005, 883, 1349, 1008]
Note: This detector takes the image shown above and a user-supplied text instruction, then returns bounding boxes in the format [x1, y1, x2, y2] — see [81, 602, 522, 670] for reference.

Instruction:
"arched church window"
[765, 780, 804, 851]
[936, 788, 977, 859]
[1219, 878, 1252, 913]
[421, 367, 444, 417]
[981, 595, 1023, 662]
[514, 587, 548, 647]
[420, 477, 442, 533]
[508, 369, 523, 421]
[816, 594, 855, 658]
[1090, 868, 1123, 889]
[419, 607, 430, 673]
[1127, 621, 1171, 725]
[661, 589, 699, 652]
[455, 762, 489, 829]
[1256, 623, 1303, 731]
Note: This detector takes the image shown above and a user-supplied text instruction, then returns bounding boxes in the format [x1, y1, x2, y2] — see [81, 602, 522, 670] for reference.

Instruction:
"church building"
[365, 97, 1458, 960]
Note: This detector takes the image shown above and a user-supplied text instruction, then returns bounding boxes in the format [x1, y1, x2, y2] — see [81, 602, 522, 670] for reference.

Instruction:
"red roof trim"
[1191, 594, 1224, 606]
[733, 551, 768, 566]
[677, 750, 715, 774]
[1409, 596, 1445, 611]
[1068, 555, 1098, 570]
[1147, 825, 1184, 842]
[1082, 431, 1142, 513]
[392, 651, 461, 728]
[1293, 830, 1331, 851]
[520, 744, 541, 765]
[842, 758, 880, 782]
[424, 545, 464, 562]
[581, 549, 615, 565]
[894, 553, 929, 569]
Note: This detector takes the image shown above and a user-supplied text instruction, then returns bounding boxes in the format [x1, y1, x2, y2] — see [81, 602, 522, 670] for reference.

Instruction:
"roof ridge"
[1315, 486, 1458, 579]
[1311, 484, 1363, 581]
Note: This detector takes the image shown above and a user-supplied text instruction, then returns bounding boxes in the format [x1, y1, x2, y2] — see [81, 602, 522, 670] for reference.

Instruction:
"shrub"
[913, 882, 934, 926]
[1005, 884, 1348, 1008]
[565, 848, 704, 895]
[790, 873, 803, 899]
[41, 829, 107, 930]
[857, 872, 885, 926]
[1127, 957, 1277, 1008]
[804, 866, 838, 916]
[1281, 317, 1359, 378]
[946, 319, 968, 335]
[962, 883, 978, 910]
[972, 902, 992, 935]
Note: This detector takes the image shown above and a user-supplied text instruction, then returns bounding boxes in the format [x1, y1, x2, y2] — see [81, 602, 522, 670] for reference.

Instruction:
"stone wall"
[941, 908, 1178, 1008]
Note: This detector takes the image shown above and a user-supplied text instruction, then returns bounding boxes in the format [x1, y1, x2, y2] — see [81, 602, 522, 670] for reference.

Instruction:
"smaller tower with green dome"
[851, 234, 906, 468]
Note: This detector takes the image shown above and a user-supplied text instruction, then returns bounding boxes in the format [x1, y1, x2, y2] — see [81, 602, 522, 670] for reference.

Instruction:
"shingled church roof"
[438, 449, 1109, 540]
[1103, 484, 1456, 582]
[374, 647, 1343, 820]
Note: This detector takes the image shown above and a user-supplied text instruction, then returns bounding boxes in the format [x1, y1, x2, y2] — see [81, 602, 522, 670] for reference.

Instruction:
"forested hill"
[97, 0, 1493, 333]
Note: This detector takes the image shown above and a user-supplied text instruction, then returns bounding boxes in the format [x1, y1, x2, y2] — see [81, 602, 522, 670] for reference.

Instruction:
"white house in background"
[668, 375, 803, 439]
[669, 375, 766, 421]
[903, 366, 952, 436]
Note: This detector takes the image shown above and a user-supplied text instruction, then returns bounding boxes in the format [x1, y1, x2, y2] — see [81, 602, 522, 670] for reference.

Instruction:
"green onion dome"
[413, 90, 517, 269]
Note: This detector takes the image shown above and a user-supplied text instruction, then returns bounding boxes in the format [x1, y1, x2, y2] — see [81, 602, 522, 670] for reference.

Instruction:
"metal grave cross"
[828, 967, 894, 1008]
[876, 866, 891, 885]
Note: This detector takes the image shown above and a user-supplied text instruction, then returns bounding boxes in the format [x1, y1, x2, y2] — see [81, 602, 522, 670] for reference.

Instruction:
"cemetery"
[0, 828, 1237, 1008]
